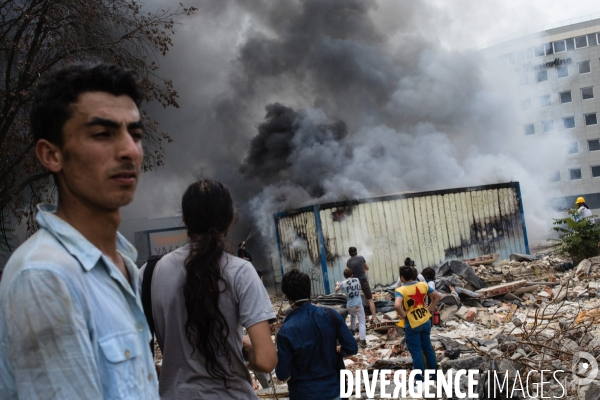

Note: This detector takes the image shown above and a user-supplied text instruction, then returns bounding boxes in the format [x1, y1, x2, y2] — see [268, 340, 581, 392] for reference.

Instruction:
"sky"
[120, 0, 600, 266]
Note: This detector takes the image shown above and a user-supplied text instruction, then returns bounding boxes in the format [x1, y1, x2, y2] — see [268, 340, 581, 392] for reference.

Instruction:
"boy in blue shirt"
[336, 268, 367, 348]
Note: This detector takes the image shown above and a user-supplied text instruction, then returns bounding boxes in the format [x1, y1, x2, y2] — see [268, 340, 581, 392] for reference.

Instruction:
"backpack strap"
[141, 257, 161, 355]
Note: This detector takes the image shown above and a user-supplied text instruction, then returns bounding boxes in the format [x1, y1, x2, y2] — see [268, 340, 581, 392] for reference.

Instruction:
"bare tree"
[0, 0, 196, 247]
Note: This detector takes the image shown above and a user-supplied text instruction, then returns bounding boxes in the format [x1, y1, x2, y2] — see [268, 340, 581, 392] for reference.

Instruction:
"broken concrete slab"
[475, 280, 528, 299]
[440, 305, 458, 321]
[577, 259, 593, 277]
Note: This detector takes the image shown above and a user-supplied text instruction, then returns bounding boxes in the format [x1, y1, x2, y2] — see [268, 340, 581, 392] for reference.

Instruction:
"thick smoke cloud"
[121, 0, 587, 273]
[240, 103, 348, 197]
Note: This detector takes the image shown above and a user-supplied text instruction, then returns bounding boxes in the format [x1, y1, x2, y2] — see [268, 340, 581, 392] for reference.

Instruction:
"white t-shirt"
[578, 206, 593, 218]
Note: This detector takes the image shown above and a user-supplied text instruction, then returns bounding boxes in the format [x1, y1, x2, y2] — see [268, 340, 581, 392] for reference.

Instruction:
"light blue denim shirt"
[0, 204, 159, 399]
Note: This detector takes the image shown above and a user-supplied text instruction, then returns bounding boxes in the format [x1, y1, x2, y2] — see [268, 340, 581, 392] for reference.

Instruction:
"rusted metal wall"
[274, 182, 529, 295]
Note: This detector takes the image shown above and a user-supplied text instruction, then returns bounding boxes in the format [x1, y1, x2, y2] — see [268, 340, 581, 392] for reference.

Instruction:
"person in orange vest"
[395, 266, 441, 386]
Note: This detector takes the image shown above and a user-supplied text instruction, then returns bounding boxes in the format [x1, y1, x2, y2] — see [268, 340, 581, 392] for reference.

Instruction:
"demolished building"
[274, 182, 529, 295]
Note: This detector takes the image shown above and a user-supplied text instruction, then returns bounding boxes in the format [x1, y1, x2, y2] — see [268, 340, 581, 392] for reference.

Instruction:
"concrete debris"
[257, 253, 600, 399]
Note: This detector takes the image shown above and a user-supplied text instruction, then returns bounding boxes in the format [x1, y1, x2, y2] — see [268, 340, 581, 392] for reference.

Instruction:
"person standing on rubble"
[395, 266, 441, 387]
[335, 268, 367, 348]
[347, 246, 380, 323]
[575, 197, 595, 224]
[145, 180, 277, 398]
[0, 63, 159, 399]
[276, 269, 358, 400]
[238, 241, 253, 261]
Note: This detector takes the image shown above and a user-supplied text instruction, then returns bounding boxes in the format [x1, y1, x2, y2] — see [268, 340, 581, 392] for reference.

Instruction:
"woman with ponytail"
[147, 179, 277, 399]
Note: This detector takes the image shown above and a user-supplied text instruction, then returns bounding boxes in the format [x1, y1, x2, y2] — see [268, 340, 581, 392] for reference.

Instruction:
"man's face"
[56, 91, 143, 211]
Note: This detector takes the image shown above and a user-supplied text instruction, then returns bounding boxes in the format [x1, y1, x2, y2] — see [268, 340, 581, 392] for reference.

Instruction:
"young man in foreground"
[0, 63, 158, 399]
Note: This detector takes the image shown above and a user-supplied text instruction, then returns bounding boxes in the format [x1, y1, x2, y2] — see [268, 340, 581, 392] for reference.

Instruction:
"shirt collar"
[36, 203, 138, 272]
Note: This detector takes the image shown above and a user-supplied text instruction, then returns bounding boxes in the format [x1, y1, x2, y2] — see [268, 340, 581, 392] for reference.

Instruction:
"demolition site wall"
[274, 182, 529, 296]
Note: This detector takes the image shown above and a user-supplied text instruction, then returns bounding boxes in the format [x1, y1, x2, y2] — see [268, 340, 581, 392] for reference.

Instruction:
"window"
[570, 168, 582, 180]
[518, 74, 528, 86]
[537, 70, 548, 82]
[534, 44, 545, 57]
[592, 166, 600, 178]
[539, 94, 551, 107]
[550, 171, 561, 182]
[526, 47, 534, 59]
[515, 50, 525, 62]
[597, 33, 600, 45]
[589, 34, 598, 46]
[579, 61, 591, 74]
[566, 38, 575, 51]
[575, 35, 589, 49]
[557, 65, 569, 78]
[553, 40, 566, 53]
[522, 99, 532, 110]
[544, 43, 553, 55]
[523, 123, 535, 135]
[542, 119, 554, 132]
[588, 139, 600, 151]
[582, 87, 594, 100]
[563, 116, 576, 129]
[560, 91, 572, 103]
[585, 113, 598, 126]
[568, 141, 579, 154]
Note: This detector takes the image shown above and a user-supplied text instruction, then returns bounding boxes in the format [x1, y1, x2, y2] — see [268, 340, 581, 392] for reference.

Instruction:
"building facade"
[485, 17, 600, 214]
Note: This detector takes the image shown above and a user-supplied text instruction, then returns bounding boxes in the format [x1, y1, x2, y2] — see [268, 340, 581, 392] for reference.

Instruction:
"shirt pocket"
[98, 331, 144, 398]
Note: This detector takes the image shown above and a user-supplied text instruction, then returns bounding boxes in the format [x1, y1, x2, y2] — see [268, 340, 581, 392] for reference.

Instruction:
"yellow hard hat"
[576, 197, 585, 204]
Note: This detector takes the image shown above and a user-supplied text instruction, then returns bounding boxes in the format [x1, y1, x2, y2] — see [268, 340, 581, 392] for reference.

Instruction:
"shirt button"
[137, 324, 144, 332]
[125, 350, 131, 359]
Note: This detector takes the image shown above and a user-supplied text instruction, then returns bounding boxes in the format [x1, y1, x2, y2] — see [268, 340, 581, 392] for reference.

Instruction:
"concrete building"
[484, 15, 600, 214]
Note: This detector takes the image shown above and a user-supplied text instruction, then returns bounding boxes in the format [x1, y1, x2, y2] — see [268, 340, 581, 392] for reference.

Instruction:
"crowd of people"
[0, 62, 444, 399]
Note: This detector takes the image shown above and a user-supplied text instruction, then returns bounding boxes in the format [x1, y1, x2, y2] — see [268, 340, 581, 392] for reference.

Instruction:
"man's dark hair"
[421, 267, 436, 282]
[404, 257, 415, 267]
[399, 266, 414, 281]
[411, 266, 419, 280]
[348, 246, 357, 256]
[281, 269, 311, 302]
[343, 268, 353, 279]
[30, 63, 144, 147]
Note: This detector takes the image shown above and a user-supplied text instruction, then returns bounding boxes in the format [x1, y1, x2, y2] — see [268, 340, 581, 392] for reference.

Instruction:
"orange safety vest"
[395, 282, 431, 329]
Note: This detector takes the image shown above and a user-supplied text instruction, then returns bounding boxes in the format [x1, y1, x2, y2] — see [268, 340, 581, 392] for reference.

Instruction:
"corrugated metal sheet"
[274, 182, 529, 295]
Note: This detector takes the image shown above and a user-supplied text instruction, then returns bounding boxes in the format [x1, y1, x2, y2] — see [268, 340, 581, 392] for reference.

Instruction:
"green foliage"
[550, 209, 600, 264]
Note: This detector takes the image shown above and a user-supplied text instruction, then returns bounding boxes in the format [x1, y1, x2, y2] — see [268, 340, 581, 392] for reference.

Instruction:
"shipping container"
[274, 182, 529, 295]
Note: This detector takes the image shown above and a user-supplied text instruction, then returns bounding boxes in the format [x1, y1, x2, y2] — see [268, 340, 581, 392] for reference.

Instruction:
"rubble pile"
[256, 254, 600, 399]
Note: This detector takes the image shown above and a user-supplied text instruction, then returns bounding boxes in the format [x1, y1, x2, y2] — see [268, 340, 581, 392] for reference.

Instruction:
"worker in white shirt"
[575, 197, 595, 224]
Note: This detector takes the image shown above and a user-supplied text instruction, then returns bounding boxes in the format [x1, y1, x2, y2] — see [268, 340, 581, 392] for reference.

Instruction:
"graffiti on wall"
[149, 229, 188, 256]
